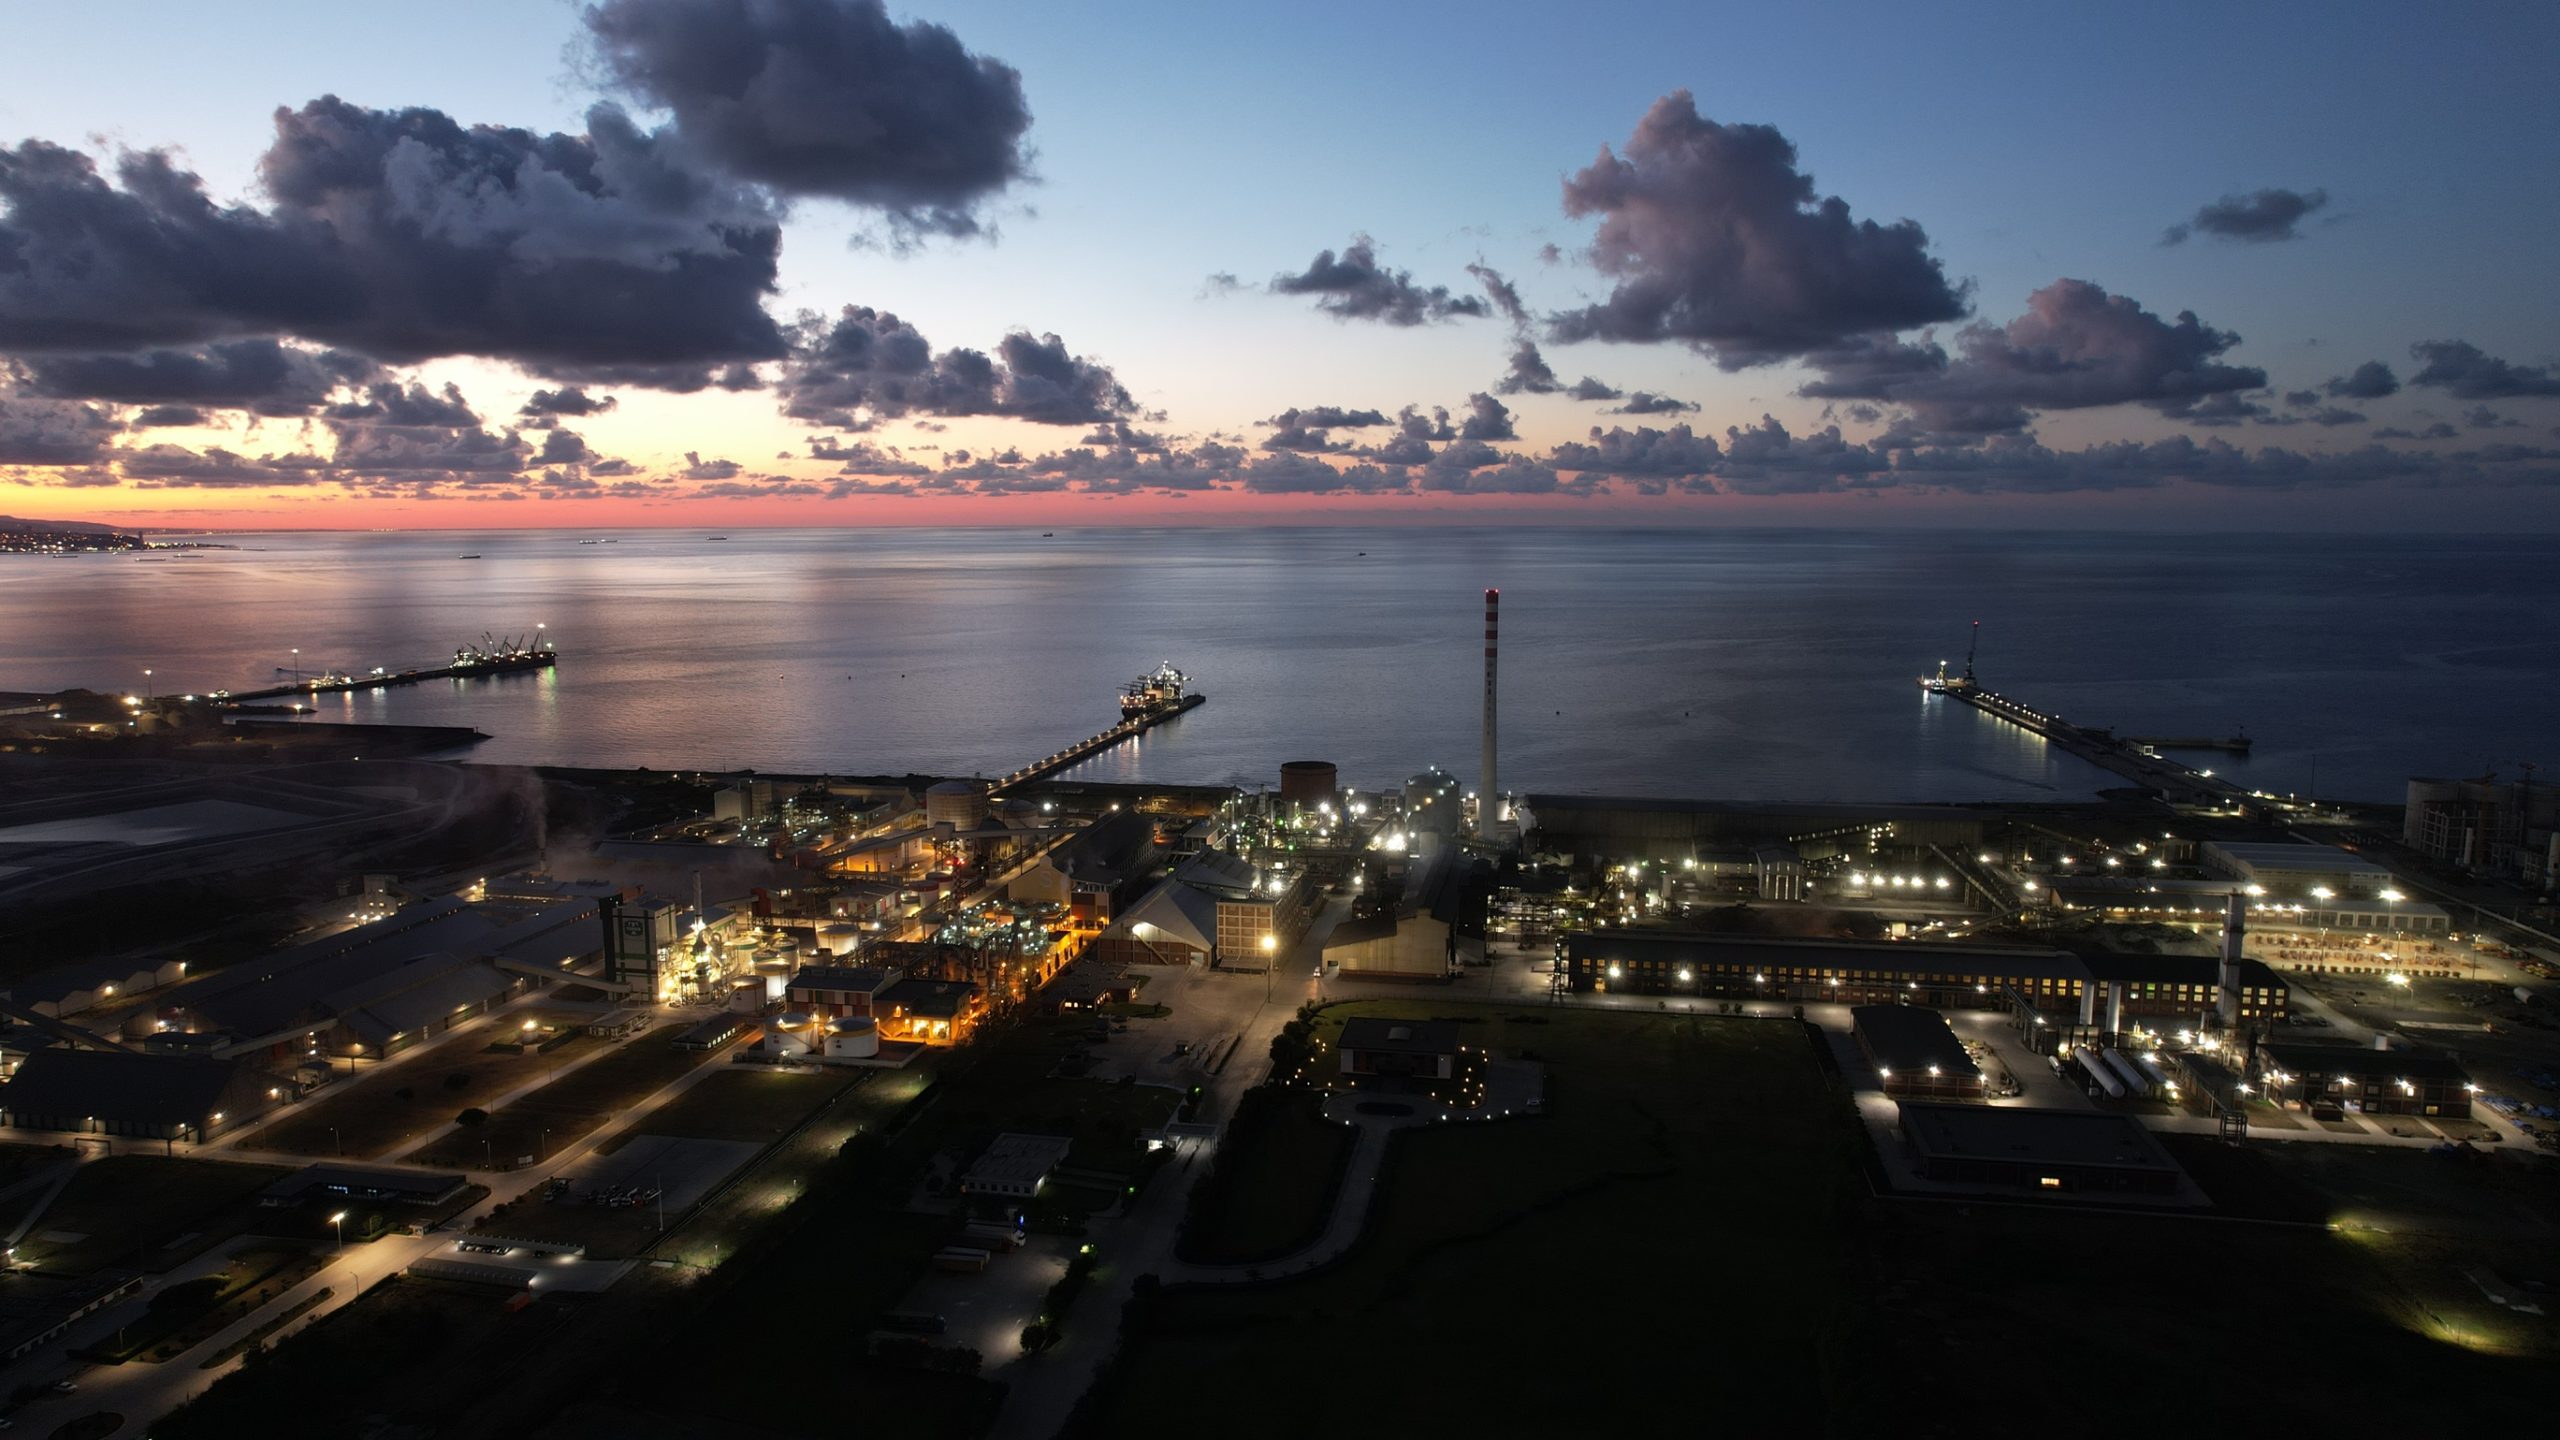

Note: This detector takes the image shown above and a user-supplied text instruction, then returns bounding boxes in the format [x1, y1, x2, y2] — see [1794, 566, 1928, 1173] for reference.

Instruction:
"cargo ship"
[1120, 662, 1189, 717]
[1918, 620, 1980, 694]
[451, 631, 557, 674]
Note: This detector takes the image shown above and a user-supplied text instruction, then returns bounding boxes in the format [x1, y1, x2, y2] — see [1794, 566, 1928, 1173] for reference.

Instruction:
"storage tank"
[765, 1012, 816, 1057]
[926, 780, 990, 828]
[1279, 760, 1339, 812]
[826, 1016, 880, 1059]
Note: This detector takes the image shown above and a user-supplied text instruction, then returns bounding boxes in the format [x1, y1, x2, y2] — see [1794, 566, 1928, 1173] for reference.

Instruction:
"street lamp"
[330, 1211, 347, 1250]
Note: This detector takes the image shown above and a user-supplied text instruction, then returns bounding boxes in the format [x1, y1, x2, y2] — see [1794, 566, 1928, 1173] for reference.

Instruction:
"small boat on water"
[708, 536, 729, 541]
[458, 553, 482, 559]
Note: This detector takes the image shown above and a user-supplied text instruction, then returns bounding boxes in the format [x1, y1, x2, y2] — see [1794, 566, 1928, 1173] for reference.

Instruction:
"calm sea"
[5, 528, 2553, 803]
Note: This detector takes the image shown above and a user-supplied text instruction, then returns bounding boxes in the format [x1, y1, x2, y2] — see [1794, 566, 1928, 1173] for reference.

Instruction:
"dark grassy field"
[241, 1023, 599, 1159]
[414, 1025, 707, 1169]
[602, 1065, 868, 1151]
[1081, 1000, 2560, 1439]
[152, 1275, 580, 1440]
[1175, 1086, 1355, 1265]
[1853, 1200, 2557, 1434]
[1082, 1004, 1857, 1436]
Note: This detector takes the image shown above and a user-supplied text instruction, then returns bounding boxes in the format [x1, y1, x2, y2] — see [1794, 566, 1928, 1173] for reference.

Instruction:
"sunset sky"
[2, 0, 2556, 529]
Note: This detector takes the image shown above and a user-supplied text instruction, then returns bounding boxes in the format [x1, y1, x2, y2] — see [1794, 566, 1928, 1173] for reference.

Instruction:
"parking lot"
[894, 1233, 1075, 1373]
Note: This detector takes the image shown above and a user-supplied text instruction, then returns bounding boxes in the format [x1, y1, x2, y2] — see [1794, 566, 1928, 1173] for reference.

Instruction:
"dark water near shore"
[5, 527, 2553, 802]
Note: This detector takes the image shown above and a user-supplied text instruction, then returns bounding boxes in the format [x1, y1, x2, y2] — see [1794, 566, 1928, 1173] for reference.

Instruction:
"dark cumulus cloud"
[2408, 340, 2560, 399]
[1496, 341, 1561, 395]
[776, 305, 1134, 428]
[1355, 404, 1457, 465]
[1458, 392, 1516, 441]
[522, 387, 619, 418]
[1547, 423, 1721, 487]
[1269, 235, 1491, 325]
[1466, 263, 1529, 328]
[582, 0, 1033, 239]
[1566, 376, 1622, 402]
[1803, 278, 2265, 435]
[2323, 361, 2399, 400]
[0, 387, 119, 465]
[2162, 187, 2329, 246]
[0, 100, 788, 387]
[1610, 391, 1698, 415]
[1261, 405, 1389, 453]
[21, 338, 377, 415]
[1548, 91, 1968, 366]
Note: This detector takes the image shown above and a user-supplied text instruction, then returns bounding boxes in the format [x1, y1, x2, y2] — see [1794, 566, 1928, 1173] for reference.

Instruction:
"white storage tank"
[764, 1012, 816, 1057]
[825, 1016, 880, 1060]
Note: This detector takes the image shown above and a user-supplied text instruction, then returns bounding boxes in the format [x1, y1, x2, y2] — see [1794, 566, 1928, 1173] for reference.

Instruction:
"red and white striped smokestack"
[1481, 588, 1498, 832]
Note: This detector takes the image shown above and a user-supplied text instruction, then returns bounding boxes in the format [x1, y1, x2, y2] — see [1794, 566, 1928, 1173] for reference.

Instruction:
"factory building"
[1565, 932, 2088, 1011]
[1751, 843, 1808, 902]
[0, 1048, 284, 1140]
[3, 957, 190, 1020]
[141, 881, 609, 1066]
[1561, 932, 2288, 1029]
[875, 978, 982, 1045]
[1895, 1103, 2184, 1195]
[1851, 1006, 1985, 1100]
[1005, 809, 1163, 926]
[1405, 767, 1464, 836]
[2198, 841, 2392, 896]
[2404, 774, 2560, 884]
[2040, 877, 2449, 936]
[1324, 844, 1478, 979]
[1519, 795, 1991, 862]
[783, 965, 902, 1019]
[1339, 1017, 1460, 1081]
[2261, 1042, 2474, 1119]
[1093, 849, 1311, 969]
[600, 892, 685, 995]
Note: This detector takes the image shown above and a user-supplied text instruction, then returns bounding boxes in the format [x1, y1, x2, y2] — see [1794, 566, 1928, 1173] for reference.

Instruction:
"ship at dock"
[1917, 620, 1980, 694]
[1119, 662, 1189, 718]
[451, 631, 557, 674]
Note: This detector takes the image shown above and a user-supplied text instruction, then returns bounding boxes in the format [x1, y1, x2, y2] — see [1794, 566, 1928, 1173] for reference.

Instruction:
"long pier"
[219, 654, 555, 705]
[1932, 683, 2251, 807]
[992, 693, 1205, 794]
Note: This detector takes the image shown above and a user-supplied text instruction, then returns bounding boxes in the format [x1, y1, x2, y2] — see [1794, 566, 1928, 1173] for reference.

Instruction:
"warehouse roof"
[332, 956, 516, 1049]
[2079, 952, 2287, 990]
[787, 965, 900, 995]
[182, 901, 500, 1039]
[881, 978, 977, 1018]
[2265, 1042, 2472, 1084]
[260, 1164, 472, 1207]
[1566, 931, 2089, 983]
[0, 1048, 255, 1127]
[2203, 842, 2391, 878]
[1850, 1006, 1978, 1079]
[1115, 877, 1220, 953]
[1339, 1017, 1461, 1060]
[1898, 1103, 2180, 1174]
[1047, 810, 1161, 890]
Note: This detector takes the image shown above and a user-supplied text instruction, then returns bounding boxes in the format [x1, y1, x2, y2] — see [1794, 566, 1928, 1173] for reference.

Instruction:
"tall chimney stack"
[2216, 890, 2246, 1030]
[1480, 587, 1499, 832]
